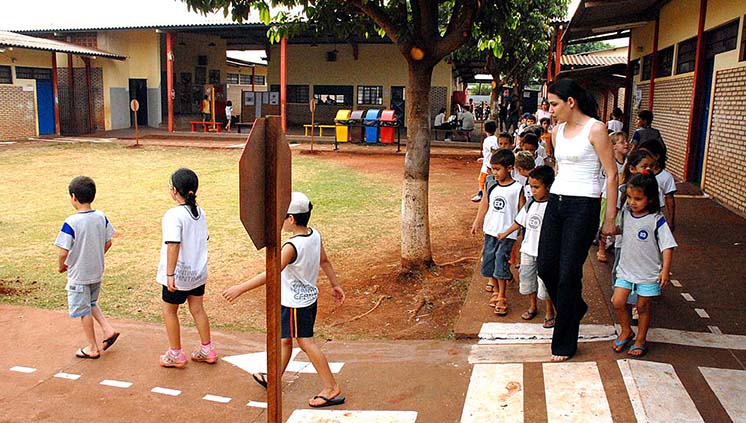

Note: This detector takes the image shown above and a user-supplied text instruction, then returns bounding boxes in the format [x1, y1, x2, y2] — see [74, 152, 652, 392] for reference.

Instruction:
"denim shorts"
[614, 278, 660, 297]
[481, 235, 515, 280]
[66, 282, 101, 318]
[519, 253, 548, 300]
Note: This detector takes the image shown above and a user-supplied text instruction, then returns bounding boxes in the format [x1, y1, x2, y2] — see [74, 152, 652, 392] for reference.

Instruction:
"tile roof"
[561, 54, 627, 67]
[0, 31, 125, 60]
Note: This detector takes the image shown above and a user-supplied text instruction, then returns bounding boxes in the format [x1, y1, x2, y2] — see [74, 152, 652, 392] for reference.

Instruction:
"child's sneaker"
[159, 350, 187, 368]
[192, 346, 218, 364]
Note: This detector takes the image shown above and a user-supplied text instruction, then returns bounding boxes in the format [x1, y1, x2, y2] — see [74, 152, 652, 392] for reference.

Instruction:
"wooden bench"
[190, 121, 223, 133]
[235, 122, 254, 133]
[431, 127, 472, 142]
[303, 124, 337, 137]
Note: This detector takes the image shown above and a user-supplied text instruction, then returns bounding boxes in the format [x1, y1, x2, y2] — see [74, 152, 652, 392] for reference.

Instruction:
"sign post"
[130, 99, 140, 146]
[309, 98, 316, 153]
[238, 116, 291, 422]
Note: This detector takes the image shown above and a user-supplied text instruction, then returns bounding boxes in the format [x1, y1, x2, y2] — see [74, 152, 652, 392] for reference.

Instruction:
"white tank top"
[551, 118, 602, 197]
[281, 228, 321, 308]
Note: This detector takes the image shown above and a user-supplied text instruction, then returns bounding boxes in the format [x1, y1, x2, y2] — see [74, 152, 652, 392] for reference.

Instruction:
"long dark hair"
[171, 168, 199, 218]
[627, 170, 661, 213]
[548, 79, 599, 119]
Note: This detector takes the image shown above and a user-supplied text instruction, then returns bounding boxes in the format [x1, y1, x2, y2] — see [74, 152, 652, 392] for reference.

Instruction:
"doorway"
[35, 80, 55, 135]
[692, 57, 714, 184]
[129, 79, 148, 127]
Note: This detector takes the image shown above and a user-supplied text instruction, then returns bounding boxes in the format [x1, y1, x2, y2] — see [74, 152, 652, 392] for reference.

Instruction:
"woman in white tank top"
[537, 79, 619, 362]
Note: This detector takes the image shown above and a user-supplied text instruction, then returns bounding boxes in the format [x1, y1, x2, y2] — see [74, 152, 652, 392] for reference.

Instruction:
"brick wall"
[0, 86, 36, 140]
[703, 66, 746, 216]
[651, 76, 694, 180]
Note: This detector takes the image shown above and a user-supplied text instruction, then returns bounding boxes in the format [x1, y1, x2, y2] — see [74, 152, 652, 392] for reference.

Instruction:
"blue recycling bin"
[364, 109, 382, 144]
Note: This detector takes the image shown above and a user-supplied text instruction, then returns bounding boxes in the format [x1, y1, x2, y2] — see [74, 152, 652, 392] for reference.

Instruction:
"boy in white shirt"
[223, 192, 346, 408]
[472, 120, 499, 202]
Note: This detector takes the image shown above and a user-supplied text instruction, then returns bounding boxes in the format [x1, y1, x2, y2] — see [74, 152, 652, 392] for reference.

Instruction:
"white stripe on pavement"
[695, 308, 710, 318]
[151, 387, 181, 396]
[9, 366, 36, 373]
[670, 279, 682, 287]
[616, 326, 746, 350]
[100, 379, 132, 388]
[286, 410, 418, 422]
[460, 363, 523, 422]
[202, 394, 231, 403]
[469, 343, 550, 364]
[708, 326, 723, 335]
[247, 401, 267, 408]
[681, 293, 695, 302]
[543, 361, 612, 423]
[618, 359, 703, 423]
[700, 367, 746, 422]
[54, 372, 81, 380]
[478, 323, 616, 344]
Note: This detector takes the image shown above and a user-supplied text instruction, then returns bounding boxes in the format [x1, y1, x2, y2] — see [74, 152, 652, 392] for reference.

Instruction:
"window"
[631, 59, 640, 76]
[641, 55, 652, 81]
[239, 74, 251, 85]
[232, 74, 266, 86]
[705, 18, 739, 59]
[656, 46, 674, 78]
[676, 37, 697, 74]
[254, 75, 266, 85]
[15, 67, 52, 80]
[0, 66, 11, 84]
[270, 84, 309, 104]
[741, 16, 746, 61]
[226, 73, 240, 84]
[313, 85, 353, 106]
[357, 85, 383, 105]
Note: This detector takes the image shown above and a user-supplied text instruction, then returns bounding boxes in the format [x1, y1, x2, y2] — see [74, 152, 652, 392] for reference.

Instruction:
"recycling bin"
[349, 110, 366, 143]
[364, 109, 382, 144]
[379, 109, 398, 144]
[334, 109, 351, 142]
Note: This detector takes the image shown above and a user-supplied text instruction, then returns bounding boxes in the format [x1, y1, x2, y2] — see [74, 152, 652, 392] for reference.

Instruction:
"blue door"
[36, 80, 55, 135]
[693, 57, 714, 184]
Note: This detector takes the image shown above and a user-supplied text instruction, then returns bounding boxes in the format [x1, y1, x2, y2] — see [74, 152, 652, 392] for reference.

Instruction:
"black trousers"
[538, 194, 600, 357]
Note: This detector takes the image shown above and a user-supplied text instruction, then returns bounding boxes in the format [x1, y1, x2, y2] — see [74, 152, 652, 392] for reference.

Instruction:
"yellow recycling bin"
[334, 109, 352, 142]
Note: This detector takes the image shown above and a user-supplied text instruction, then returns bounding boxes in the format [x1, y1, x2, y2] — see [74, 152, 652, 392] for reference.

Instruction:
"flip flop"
[628, 344, 648, 358]
[485, 282, 495, 292]
[252, 372, 268, 389]
[75, 347, 100, 359]
[309, 395, 346, 408]
[521, 310, 537, 320]
[488, 293, 500, 307]
[102, 332, 120, 351]
[494, 298, 508, 316]
[612, 334, 635, 353]
[543, 317, 556, 328]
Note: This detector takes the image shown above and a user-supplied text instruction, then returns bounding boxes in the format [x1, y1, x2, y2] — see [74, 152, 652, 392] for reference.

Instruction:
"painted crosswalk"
[700, 367, 746, 422]
[460, 363, 523, 422]
[544, 362, 612, 422]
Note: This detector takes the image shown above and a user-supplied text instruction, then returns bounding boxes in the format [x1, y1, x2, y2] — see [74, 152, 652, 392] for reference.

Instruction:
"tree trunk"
[400, 62, 435, 274]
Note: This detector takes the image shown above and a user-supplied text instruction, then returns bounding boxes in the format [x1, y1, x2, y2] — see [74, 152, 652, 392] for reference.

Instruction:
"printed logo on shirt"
[528, 214, 542, 230]
[291, 280, 318, 303]
[637, 229, 649, 241]
[492, 196, 506, 211]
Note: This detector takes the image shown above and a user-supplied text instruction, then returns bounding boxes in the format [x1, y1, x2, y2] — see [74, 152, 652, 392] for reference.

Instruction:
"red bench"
[190, 121, 223, 133]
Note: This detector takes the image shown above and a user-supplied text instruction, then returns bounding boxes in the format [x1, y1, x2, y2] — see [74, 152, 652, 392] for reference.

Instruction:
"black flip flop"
[252, 372, 268, 389]
[102, 332, 120, 351]
[309, 395, 346, 408]
[75, 348, 100, 359]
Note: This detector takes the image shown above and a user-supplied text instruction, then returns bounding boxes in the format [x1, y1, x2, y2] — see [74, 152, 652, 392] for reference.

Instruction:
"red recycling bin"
[379, 109, 397, 144]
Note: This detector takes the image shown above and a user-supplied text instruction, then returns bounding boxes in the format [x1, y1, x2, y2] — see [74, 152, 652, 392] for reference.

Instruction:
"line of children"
[597, 131, 630, 263]
[472, 121, 499, 203]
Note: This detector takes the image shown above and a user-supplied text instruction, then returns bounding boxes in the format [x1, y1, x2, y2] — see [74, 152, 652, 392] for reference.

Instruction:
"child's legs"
[478, 172, 488, 191]
[297, 337, 338, 392]
[67, 284, 99, 353]
[281, 338, 294, 375]
[162, 302, 181, 349]
[90, 306, 115, 338]
[536, 275, 554, 317]
[519, 253, 539, 311]
[493, 239, 515, 298]
[80, 314, 99, 353]
[186, 288, 211, 344]
[611, 283, 633, 337]
[634, 285, 660, 344]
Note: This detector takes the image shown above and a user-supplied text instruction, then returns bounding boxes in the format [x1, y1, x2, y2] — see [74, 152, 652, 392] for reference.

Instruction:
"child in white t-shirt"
[498, 166, 556, 327]
[158, 168, 217, 368]
[223, 192, 346, 408]
[637, 139, 676, 231]
[597, 131, 629, 262]
[472, 121, 499, 202]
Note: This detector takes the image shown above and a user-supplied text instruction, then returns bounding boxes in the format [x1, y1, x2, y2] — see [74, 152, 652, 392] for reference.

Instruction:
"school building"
[564, 0, 746, 217]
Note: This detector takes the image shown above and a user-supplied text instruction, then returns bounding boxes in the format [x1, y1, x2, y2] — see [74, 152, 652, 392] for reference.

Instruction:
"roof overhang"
[0, 30, 125, 60]
[564, 0, 670, 43]
[557, 63, 627, 90]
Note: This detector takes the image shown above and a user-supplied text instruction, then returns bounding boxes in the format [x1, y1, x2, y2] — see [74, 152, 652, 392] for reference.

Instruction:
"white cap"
[287, 192, 311, 214]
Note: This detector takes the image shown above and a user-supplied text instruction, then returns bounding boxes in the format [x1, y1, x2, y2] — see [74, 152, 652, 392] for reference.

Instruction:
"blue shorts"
[614, 278, 660, 297]
[281, 302, 317, 339]
[66, 282, 101, 318]
[481, 235, 515, 280]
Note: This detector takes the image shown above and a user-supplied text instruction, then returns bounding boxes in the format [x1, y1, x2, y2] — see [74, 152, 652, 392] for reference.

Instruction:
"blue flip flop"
[628, 344, 648, 358]
[612, 334, 635, 352]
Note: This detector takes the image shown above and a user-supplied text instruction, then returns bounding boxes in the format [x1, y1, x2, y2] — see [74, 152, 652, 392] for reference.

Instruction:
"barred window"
[239, 74, 252, 85]
[705, 19, 739, 59]
[741, 17, 746, 62]
[0, 66, 11, 84]
[676, 37, 697, 74]
[270, 84, 309, 104]
[313, 85, 353, 106]
[641, 55, 652, 81]
[254, 75, 266, 85]
[656, 46, 674, 78]
[357, 85, 383, 105]
[15, 66, 52, 80]
[226, 73, 240, 84]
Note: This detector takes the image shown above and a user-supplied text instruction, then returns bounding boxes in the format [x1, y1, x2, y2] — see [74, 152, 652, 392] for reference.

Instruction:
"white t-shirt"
[601, 158, 625, 198]
[434, 113, 445, 127]
[225, 105, 233, 118]
[655, 169, 676, 207]
[157, 205, 209, 291]
[481, 135, 498, 173]
[281, 228, 321, 308]
[607, 119, 623, 133]
[514, 199, 548, 256]
[536, 110, 552, 123]
[616, 207, 677, 284]
[483, 177, 523, 239]
[55, 210, 115, 285]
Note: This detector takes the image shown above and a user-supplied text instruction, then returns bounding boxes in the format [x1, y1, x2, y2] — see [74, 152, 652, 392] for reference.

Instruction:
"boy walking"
[472, 120, 499, 202]
[55, 176, 119, 359]
[223, 192, 346, 408]
[472, 150, 525, 315]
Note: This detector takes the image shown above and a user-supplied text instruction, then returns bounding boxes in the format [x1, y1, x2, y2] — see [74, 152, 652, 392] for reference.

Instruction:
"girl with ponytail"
[156, 168, 217, 367]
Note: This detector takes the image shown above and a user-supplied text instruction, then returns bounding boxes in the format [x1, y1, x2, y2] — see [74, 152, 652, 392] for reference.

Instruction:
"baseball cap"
[287, 192, 311, 214]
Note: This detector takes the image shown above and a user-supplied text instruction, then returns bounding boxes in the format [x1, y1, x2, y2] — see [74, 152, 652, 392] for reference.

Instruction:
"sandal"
[543, 316, 556, 328]
[488, 293, 500, 307]
[521, 309, 537, 320]
[494, 298, 508, 316]
[612, 333, 635, 353]
[627, 343, 648, 358]
[485, 281, 495, 292]
[596, 251, 609, 263]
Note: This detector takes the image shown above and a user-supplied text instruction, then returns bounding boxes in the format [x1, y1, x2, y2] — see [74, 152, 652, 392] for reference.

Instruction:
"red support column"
[603, 90, 609, 122]
[68, 54, 76, 134]
[252, 65, 256, 92]
[648, 14, 660, 110]
[683, 0, 708, 181]
[623, 34, 633, 132]
[554, 27, 564, 79]
[83, 57, 94, 133]
[51, 52, 61, 135]
[280, 37, 287, 133]
[547, 30, 555, 83]
[166, 32, 174, 132]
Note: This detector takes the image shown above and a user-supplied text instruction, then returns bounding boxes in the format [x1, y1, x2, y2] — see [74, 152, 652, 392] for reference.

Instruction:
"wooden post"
[623, 33, 633, 132]
[280, 37, 287, 133]
[683, 0, 708, 181]
[83, 57, 94, 133]
[265, 116, 283, 422]
[68, 54, 76, 134]
[166, 32, 174, 132]
[51, 52, 61, 135]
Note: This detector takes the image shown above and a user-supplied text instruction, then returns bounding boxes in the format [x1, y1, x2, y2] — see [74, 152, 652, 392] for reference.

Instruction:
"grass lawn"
[0, 143, 399, 332]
